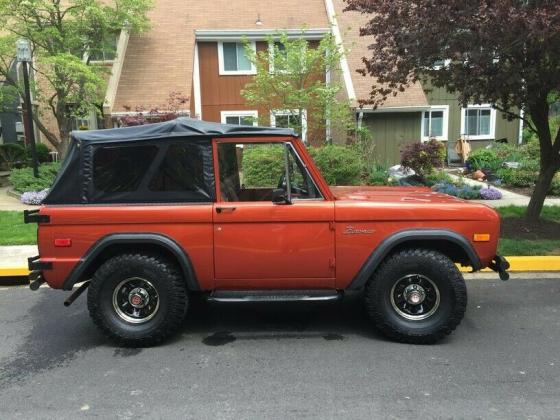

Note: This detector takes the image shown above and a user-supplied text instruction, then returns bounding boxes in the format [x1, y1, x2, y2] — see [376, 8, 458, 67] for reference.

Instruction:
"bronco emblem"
[344, 225, 374, 235]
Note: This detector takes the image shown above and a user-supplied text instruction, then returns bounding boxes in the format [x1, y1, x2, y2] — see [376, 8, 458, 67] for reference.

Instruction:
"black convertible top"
[71, 117, 296, 143]
[44, 118, 295, 205]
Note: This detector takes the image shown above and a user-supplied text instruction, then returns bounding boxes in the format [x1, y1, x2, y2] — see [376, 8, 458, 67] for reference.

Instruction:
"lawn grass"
[496, 205, 560, 221]
[498, 238, 560, 256]
[0, 211, 37, 245]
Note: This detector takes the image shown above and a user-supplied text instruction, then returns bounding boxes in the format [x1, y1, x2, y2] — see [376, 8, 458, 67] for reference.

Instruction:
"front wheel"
[87, 253, 188, 347]
[365, 249, 467, 344]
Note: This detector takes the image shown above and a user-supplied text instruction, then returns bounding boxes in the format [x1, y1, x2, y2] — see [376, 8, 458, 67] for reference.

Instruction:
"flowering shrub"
[480, 186, 502, 200]
[21, 188, 50, 205]
[432, 182, 482, 200]
[400, 139, 445, 179]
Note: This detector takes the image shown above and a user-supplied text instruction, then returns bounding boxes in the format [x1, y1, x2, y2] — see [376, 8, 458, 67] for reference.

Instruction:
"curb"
[457, 256, 560, 272]
[1, 256, 559, 280]
[6, 189, 21, 200]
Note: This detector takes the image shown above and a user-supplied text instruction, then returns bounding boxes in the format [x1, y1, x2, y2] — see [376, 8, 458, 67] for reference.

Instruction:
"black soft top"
[71, 117, 296, 143]
[44, 118, 295, 205]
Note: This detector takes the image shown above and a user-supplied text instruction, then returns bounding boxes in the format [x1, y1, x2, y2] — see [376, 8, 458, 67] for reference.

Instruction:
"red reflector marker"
[54, 238, 72, 247]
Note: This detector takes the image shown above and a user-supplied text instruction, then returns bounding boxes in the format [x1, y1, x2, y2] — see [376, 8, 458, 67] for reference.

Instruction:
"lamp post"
[16, 38, 39, 178]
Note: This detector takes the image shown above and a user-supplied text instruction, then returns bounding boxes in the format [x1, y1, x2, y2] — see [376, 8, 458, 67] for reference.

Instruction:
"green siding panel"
[362, 113, 422, 164]
[424, 83, 520, 145]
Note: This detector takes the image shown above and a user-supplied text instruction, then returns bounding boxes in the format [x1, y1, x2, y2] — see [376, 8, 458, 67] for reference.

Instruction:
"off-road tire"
[365, 248, 467, 344]
[87, 253, 188, 347]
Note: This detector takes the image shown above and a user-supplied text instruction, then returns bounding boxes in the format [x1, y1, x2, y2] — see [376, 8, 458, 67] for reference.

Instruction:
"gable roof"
[330, 0, 428, 109]
[112, 0, 331, 114]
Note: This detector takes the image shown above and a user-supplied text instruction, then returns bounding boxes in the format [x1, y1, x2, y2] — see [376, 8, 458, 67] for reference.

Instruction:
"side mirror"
[272, 188, 291, 205]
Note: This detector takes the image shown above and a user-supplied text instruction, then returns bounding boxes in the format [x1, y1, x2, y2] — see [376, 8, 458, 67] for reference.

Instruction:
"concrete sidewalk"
[0, 245, 37, 276]
[0, 187, 39, 211]
[449, 174, 560, 208]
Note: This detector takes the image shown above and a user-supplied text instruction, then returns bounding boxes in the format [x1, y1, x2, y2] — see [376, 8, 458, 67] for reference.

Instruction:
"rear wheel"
[87, 253, 188, 347]
[364, 249, 467, 344]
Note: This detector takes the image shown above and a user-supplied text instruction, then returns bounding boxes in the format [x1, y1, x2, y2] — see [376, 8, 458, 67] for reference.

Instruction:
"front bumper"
[489, 255, 510, 281]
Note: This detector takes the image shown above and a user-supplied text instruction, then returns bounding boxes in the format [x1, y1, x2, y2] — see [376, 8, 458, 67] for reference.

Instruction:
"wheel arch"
[346, 229, 481, 291]
[62, 233, 199, 291]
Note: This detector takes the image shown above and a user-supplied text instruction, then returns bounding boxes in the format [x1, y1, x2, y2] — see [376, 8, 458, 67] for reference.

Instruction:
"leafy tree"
[345, 0, 560, 221]
[242, 32, 352, 145]
[0, 0, 152, 156]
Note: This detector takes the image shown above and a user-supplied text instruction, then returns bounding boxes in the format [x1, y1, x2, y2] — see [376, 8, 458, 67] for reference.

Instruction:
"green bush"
[9, 162, 61, 193]
[549, 174, 560, 196]
[367, 162, 391, 186]
[468, 148, 502, 171]
[242, 144, 284, 188]
[35, 143, 51, 163]
[309, 145, 364, 185]
[424, 170, 454, 187]
[0, 143, 27, 170]
[496, 168, 537, 187]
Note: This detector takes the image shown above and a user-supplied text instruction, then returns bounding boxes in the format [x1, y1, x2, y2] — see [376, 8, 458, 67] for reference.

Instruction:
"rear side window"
[90, 140, 214, 204]
[149, 144, 205, 193]
[93, 145, 157, 193]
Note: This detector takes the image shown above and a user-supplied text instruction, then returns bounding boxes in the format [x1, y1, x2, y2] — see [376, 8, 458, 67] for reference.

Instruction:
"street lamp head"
[16, 39, 32, 62]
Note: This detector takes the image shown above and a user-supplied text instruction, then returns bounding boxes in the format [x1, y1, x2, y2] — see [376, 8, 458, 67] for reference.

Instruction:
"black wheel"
[364, 249, 467, 344]
[87, 253, 188, 347]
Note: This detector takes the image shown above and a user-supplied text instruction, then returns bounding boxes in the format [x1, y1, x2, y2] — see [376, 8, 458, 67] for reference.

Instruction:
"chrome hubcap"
[390, 274, 440, 321]
[112, 277, 160, 324]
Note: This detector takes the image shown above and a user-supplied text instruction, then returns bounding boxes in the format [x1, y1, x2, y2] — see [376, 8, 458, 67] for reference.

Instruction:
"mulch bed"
[501, 217, 560, 240]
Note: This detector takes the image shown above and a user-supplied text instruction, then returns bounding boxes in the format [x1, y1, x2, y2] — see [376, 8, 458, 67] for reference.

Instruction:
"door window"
[217, 142, 321, 202]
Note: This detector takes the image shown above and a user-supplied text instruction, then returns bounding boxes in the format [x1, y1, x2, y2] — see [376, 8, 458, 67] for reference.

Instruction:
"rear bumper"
[27, 255, 52, 290]
[489, 255, 510, 280]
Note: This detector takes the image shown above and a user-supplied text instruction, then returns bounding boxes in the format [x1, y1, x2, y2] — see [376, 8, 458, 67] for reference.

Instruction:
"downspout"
[193, 42, 202, 119]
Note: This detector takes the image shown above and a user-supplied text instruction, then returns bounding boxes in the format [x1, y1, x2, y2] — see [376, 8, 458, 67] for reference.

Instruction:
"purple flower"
[480, 187, 502, 200]
[21, 188, 50, 205]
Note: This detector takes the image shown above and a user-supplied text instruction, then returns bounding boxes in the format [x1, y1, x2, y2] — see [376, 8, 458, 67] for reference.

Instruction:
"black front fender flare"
[345, 229, 481, 291]
[62, 233, 199, 291]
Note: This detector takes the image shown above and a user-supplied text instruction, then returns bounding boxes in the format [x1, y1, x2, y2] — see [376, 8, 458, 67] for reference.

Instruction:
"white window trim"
[270, 109, 307, 142]
[420, 105, 449, 141]
[460, 103, 496, 140]
[220, 110, 259, 126]
[432, 59, 451, 70]
[267, 41, 307, 74]
[217, 41, 257, 76]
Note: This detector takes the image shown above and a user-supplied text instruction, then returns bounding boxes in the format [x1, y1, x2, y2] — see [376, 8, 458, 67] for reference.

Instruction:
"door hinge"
[329, 221, 336, 231]
[329, 257, 336, 269]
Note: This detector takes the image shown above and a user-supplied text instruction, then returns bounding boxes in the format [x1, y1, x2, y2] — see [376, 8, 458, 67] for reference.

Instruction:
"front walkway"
[449, 175, 560, 208]
[0, 187, 38, 211]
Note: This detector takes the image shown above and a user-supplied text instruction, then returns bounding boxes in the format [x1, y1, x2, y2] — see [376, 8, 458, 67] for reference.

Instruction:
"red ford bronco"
[25, 118, 509, 346]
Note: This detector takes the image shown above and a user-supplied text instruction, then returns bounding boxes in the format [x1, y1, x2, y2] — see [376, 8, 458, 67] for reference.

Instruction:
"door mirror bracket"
[272, 188, 291, 205]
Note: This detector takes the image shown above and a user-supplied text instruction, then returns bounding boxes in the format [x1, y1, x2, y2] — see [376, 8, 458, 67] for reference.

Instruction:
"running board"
[207, 290, 342, 303]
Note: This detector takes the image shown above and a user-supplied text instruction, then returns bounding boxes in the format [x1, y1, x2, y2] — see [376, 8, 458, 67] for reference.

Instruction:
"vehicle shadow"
[175, 291, 386, 346]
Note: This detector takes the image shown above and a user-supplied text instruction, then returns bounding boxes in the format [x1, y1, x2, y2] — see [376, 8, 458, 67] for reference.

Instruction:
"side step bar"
[207, 290, 342, 303]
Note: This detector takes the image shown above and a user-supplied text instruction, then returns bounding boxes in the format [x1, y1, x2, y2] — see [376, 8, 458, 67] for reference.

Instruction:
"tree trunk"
[525, 162, 558, 222]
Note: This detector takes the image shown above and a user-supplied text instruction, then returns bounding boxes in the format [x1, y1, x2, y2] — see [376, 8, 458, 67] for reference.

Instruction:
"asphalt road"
[0, 278, 559, 419]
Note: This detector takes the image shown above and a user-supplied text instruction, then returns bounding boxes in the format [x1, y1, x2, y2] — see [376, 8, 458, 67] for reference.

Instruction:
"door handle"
[216, 207, 236, 214]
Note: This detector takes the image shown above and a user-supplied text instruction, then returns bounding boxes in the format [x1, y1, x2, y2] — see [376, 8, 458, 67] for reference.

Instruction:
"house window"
[218, 42, 256, 75]
[268, 41, 306, 74]
[421, 106, 449, 141]
[220, 110, 258, 126]
[460, 104, 496, 139]
[89, 33, 118, 62]
[270, 110, 307, 142]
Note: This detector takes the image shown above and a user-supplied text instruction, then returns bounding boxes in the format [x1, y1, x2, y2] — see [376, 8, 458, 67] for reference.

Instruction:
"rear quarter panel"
[38, 205, 213, 289]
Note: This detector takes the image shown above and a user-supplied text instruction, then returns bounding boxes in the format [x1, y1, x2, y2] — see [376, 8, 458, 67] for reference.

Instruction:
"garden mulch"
[501, 217, 560, 240]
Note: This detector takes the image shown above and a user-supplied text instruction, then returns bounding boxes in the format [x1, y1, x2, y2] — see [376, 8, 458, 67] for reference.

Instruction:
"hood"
[330, 185, 465, 205]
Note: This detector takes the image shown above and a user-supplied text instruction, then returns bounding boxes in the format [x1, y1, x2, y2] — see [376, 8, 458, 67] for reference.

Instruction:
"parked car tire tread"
[87, 253, 188, 347]
[365, 248, 467, 344]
